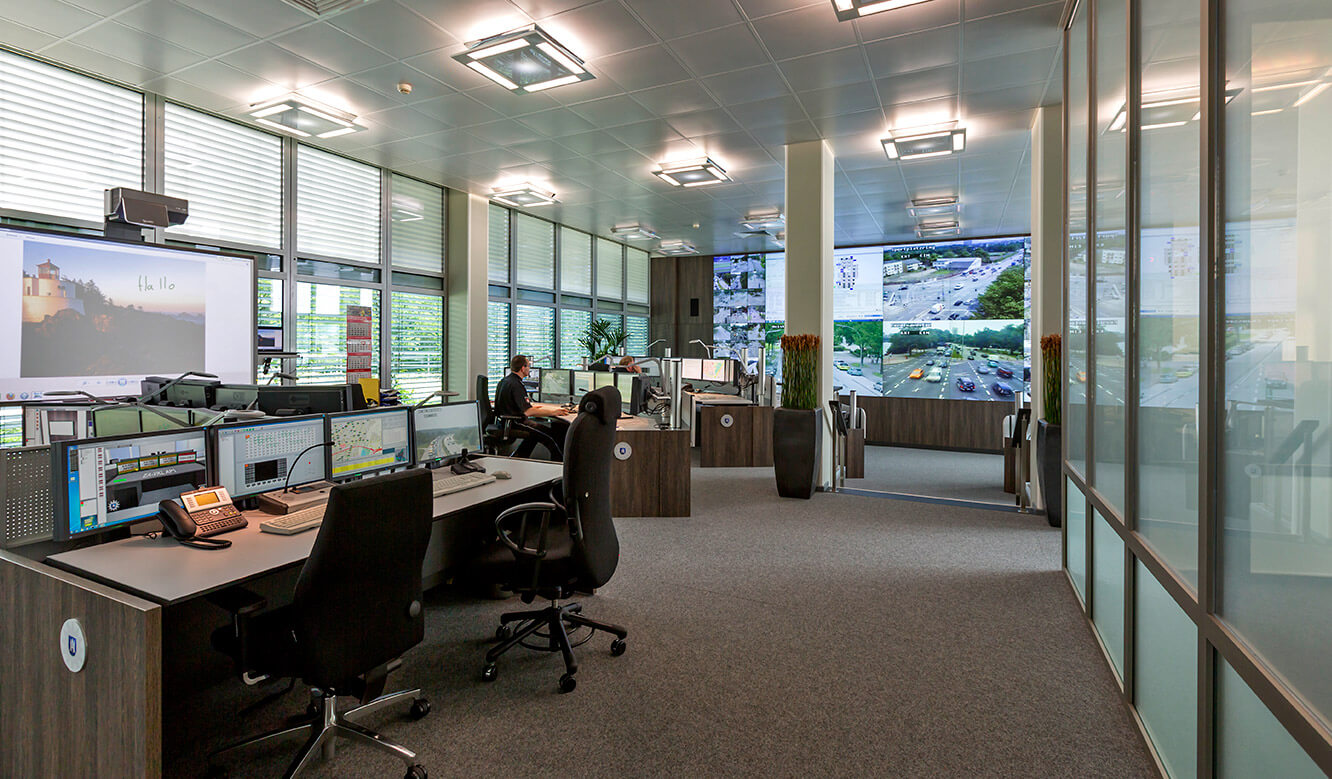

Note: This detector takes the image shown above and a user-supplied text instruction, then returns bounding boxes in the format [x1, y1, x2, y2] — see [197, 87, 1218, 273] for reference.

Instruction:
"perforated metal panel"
[0, 445, 53, 548]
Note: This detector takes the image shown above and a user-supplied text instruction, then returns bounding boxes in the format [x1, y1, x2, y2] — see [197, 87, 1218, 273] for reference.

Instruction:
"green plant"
[780, 333, 820, 410]
[1040, 333, 1061, 425]
[578, 318, 628, 362]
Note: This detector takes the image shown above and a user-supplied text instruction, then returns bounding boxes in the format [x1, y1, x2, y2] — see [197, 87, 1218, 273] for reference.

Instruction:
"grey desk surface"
[46, 457, 561, 606]
[690, 393, 754, 406]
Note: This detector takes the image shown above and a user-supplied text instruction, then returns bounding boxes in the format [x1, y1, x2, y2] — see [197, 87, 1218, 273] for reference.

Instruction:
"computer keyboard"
[432, 471, 497, 497]
[259, 505, 326, 535]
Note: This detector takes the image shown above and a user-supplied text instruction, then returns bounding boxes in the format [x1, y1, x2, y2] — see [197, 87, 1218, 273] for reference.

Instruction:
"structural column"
[784, 140, 835, 485]
[446, 190, 490, 398]
[1030, 104, 1064, 509]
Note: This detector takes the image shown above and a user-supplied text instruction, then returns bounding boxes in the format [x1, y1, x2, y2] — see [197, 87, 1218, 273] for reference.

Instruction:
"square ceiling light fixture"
[491, 183, 557, 208]
[653, 157, 731, 187]
[248, 94, 364, 138]
[739, 209, 785, 231]
[657, 239, 697, 256]
[611, 223, 659, 241]
[831, 0, 934, 21]
[882, 125, 966, 160]
[453, 24, 593, 94]
[907, 196, 959, 218]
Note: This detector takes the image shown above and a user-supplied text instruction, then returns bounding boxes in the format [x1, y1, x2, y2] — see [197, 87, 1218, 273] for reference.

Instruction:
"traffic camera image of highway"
[877, 322, 1028, 401]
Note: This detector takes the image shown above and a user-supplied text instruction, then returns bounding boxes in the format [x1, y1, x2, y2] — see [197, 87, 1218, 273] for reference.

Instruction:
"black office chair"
[209, 470, 434, 779]
[471, 385, 627, 693]
[477, 374, 519, 455]
[478, 373, 565, 461]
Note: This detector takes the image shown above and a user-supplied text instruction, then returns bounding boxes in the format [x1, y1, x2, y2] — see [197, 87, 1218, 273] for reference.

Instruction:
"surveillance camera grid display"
[713, 235, 1032, 401]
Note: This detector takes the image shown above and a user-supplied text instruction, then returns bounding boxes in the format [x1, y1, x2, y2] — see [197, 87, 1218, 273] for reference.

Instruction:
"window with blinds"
[390, 291, 443, 403]
[256, 277, 283, 382]
[626, 247, 650, 303]
[559, 227, 592, 295]
[486, 301, 511, 387]
[163, 103, 282, 248]
[515, 304, 555, 370]
[0, 407, 21, 449]
[0, 50, 143, 223]
[514, 212, 554, 289]
[390, 174, 444, 273]
[295, 282, 380, 384]
[596, 238, 623, 300]
[626, 315, 649, 355]
[559, 308, 592, 368]
[488, 205, 510, 283]
[296, 145, 380, 263]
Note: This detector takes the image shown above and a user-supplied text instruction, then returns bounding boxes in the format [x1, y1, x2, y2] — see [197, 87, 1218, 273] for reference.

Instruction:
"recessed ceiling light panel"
[916, 225, 961, 238]
[248, 94, 364, 139]
[653, 157, 731, 187]
[907, 196, 959, 217]
[657, 239, 697, 255]
[739, 209, 785, 231]
[453, 25, 593, 94]
[491, 183, 558, 208]
[832, 0, 934, 21]
[882, 128, 966, 161]
[611, 223, 659, 241]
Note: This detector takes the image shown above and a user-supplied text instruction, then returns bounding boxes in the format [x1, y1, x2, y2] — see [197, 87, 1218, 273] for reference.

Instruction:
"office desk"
[698, 404, 774, 468]
[2, 456, 561, 777]
[611, 417, 690, 517]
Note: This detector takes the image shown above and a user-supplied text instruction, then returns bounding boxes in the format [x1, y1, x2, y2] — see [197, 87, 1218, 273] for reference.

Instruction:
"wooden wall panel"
[1, 551, 161, 777]
[649, 255, 714, 358]
[844, 396, 1012, 453]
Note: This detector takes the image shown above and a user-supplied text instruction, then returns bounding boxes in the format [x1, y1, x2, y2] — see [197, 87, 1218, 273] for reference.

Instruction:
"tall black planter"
[773, 407, 822, 499]
[1037, 420, 1062, 527]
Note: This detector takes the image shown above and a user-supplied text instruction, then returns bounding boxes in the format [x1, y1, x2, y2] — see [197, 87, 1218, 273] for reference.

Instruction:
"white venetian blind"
[296, 145, 380, 263]
[626, 315, 649, 354]
[486, 301, 511, 387]
[514, 212, 554, 288]
[626, 247, 650, 303]
[596, 237, 623, 300]
[488, 204, 510, 283]
[164, 103, 282, 248]
[559, 308, 592, 368]
[390, 174, 444, 273]
[559, 226, 592, 295]
[0, 49, 143, 223]
[515, 304, 555, 369]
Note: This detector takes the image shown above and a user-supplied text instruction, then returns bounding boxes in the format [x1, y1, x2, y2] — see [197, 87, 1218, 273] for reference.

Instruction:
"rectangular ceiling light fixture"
[657, 239, 697, 256]
[907, 196, 959, 217]
[491, 183, 558, 208]
[739, 209, 785, 231]
[831, 0, 934, 21]
[916, 225, 960, 238]
[653, 157, 731, 187]
[453, 24, 593, 94]
[611, 223, 659, 241]
[882, 127, 966, 161]
[248, 94, 364, 138]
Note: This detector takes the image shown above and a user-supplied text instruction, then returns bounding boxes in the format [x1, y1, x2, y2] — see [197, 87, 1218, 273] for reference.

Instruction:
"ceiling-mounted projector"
[104, 188, 188, 241]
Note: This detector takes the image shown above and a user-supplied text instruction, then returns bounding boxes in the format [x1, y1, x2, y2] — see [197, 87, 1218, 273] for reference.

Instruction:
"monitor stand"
[449, 450, 486, 475]
[257, 481, 333, 514]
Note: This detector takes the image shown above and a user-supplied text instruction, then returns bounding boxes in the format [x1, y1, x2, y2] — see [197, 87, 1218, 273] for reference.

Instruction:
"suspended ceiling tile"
[114, 0, 257, 58]
[397, 0, 528, 44]
[960, 46, 1057, 92]
[402, 47, 497, 91]
[960, 2, 1063, 61]
[963, 82, 1046, 115]
[876, 65, 961, 106]
[172, 59, 277, 104]
[509, 137, 582, 163]
[413, 91, 506, 127]
[68, 21, 207, 74]
[62, 0, 143, 14]
[665, 108, 743, 139]
[361, 104, 452, 137]
[778, 47, 872, 91]
[348, 63, 458, 104]
[41, 41, 165, 86]
[702, 65, 793, 106]
[595, 44, 691, 91]
[0, 0, 105, 38]
[811, 108, 886, 139]
[329, 1, 457, 60]
[566, 95, 657, 128]
[541, 0, 657, 59]
[725, 95, 810, 129]
[413, 128, 497, 156]
[622, 0, 745, 40]
[465, 118, 542, 146]
[461, 84, 561, 118]
[270, 24, 396, 77]
[605, 118, 688, 147]
[796, 81, 881, 119]
[750, 4, 860, 60]
[864, 25, 959, 78]
[173, 0, 310, 39]
[304, 77, 403, 116]
[508, 0, 603, 19]
[854, 0, 962, 42]
[515, 107, 598, 138]
[0, 23, 59, 53]
[555, 130, 625, 156]
[736, 0, 824, 21]
[221, 42, 339, 91]
[629, 81, 720, 116]
[668, 24, 770, 77]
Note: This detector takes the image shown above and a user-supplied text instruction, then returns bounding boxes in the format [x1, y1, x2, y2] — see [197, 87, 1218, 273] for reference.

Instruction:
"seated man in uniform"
[494, 355, 572, 460]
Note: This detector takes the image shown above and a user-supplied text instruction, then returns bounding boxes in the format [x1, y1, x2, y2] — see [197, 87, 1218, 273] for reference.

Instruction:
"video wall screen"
[713, 236, 1031, 401]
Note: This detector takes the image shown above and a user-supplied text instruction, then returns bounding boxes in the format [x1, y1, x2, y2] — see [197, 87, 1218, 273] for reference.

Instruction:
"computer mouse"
[494, 470, 512, 480]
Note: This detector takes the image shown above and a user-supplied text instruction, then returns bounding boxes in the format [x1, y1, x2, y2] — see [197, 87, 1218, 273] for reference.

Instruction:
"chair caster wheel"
[558, 673, 577, 693]
[409, 698, 431, 719]
[405, 765, 427, 779]
[495, 624, 513, 640]
[610, 639, 626, 657]
[482, 664, 498, 682]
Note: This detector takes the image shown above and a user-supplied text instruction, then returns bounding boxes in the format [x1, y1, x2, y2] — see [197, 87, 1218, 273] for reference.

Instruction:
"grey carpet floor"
[848, 445, 1015, 506]
[183, 464, 1153, 779]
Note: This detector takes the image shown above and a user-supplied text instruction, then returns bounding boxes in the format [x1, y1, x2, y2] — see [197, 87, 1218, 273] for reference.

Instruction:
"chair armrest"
[493, 501, 562, 560]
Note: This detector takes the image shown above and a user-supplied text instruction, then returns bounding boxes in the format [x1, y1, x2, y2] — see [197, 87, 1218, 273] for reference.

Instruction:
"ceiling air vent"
[278, 0, 376, 17]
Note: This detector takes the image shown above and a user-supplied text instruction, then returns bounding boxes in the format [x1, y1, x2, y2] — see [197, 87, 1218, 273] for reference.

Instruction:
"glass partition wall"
[1062, 0, 1332, 774]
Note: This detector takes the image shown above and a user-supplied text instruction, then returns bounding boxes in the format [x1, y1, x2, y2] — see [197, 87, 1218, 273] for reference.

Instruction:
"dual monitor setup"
[52, 401, 483, 543]
[536, 369, 646, 414]
[679, 358, 735, 385]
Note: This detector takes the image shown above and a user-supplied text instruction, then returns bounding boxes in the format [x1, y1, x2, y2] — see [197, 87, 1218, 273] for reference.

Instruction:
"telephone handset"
[158, 486, 247, 550]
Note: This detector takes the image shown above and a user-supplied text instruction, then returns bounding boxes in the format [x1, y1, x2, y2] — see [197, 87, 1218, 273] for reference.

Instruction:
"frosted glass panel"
[1067, 478, 1087, 601]
[1092, 510, 1125, 676]
[1134, 560, 1197, 778]
[1216, 660, 1322, 779]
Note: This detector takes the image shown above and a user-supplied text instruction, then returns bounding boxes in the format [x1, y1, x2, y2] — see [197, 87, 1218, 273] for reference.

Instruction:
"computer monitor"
[592, 372, 615, 390]
[212, 416, 328, 499]
[213, 384, 259, 410]
[681, 358, 704, 381]
[140, 406, 194, 432]
[92, 406, 144, 437]
[52, 428, 209, 541]
[701, 359, 731, 384]
[571, 370, 596, 397]
[257, 326, 284, 353]
[411, 402, 483, 467]
[326, 406, 411, 481]
[165, 379, 217, 408]
[523, 366, 542, 393]
[613, 373, 642, 415]
[23, 404, 94, 446]
[256, 384, 351, 416]
[539, 369, 572, 403]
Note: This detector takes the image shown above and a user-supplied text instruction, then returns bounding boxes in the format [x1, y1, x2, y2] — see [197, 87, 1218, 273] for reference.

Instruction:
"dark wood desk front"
[611, 417, 690, 517]
[698, 405, 774, 467]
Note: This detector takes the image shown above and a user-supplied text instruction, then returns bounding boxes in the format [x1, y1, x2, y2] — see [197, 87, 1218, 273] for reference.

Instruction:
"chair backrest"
[292, 469, 433, 691]
[476, 374, 495, 425]
[563, 385, 620, 588]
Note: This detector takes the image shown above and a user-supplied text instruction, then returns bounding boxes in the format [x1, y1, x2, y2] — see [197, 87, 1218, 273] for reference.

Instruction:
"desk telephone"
[158, 486, 247, 550]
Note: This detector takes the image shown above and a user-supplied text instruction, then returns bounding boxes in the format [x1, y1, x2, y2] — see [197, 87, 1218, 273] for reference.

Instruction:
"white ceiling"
[1, 0, 1064, 256]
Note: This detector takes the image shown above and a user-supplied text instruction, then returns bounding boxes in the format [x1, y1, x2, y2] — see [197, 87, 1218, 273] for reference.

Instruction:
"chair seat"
[471, 530, 579, 592]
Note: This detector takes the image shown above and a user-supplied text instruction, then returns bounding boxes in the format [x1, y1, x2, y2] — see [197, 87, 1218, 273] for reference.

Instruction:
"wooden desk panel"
[699, 406, 773, 467]
[611, 426, 690, 517]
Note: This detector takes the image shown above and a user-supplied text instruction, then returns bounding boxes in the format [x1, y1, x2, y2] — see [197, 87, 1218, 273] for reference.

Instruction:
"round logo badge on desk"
[613, 441, 633, 461]
[60, 618, 87, 673]
[720, 413, 734, 429]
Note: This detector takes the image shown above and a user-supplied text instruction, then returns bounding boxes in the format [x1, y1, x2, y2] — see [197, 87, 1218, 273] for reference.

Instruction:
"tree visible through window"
[295, 282, 380, 385]
[391, 291, 443, 404]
